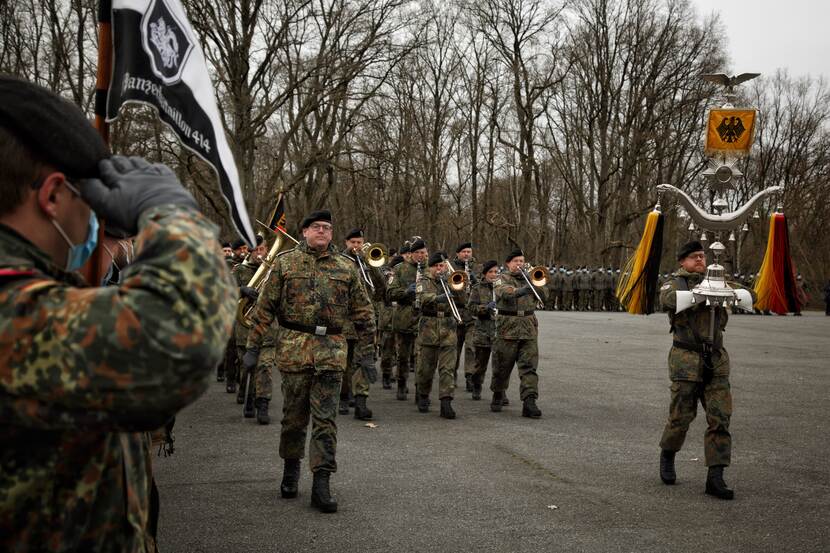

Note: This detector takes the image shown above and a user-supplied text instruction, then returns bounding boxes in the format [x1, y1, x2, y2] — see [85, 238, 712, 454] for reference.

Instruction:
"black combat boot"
[353, 396, 373, 420]
[465, 374, 473, 392]
[311, 471, 338, 513]
[226, 381, 236, 394]
[440, 398, 456, 419]
[417, 395, 430, 413]
[236, 383, 245, 404]
[216, 369, 225, 382]
[280, 459, 301, 499]
[396, 380, 408, 401]
[705, 465, 734, 500]
[522, 397, 542, 418]
[490, 391, 504, 412]
[660, 449, 676, 485]
[338, 395, 349, 415]
[255, 398, 270, 425]
[382, 373, 392, 390]
[471, 375, 482, 401]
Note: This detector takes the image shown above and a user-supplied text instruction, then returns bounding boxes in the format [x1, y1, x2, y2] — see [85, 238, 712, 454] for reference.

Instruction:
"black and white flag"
[106, 0, 255, 245]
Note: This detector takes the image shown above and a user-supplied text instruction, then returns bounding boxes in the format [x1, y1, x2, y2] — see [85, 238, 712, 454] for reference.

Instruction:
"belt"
[672, 339, 721, 353]
[497, 309, 534, 317]
[420, 310, 453, 318]
[279, 319, 342, 336]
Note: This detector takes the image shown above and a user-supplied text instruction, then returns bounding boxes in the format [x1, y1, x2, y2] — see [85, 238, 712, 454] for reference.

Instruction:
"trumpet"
[519, 263, 549, 309]
[236, 237, 282, 328]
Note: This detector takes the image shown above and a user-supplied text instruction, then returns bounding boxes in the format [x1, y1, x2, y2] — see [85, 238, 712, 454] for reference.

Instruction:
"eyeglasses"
[309, 223, 333, 232]
[686, 253, 706, 260]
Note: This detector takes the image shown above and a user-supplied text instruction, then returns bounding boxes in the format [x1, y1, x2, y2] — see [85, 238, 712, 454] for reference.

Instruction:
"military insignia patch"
[416, 284, 423, 293]
[661, 284, 671, 290]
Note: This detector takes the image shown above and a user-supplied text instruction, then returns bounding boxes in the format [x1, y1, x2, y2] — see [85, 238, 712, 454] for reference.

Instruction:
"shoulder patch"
[495, 278, 503, 286]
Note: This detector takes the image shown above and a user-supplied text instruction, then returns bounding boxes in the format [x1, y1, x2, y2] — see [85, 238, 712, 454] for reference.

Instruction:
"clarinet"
[414, 261, 423, 310]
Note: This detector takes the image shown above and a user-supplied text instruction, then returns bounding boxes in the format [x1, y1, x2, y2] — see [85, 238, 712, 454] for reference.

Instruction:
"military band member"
[339, 228, 385, 420]
[451, 242, 477, 391]
[658, 240, 754, 500]
[232, 235, 268, 419]
[467, 260, 499, 400]
[379, 256, 402, 388]
[562, 268, 574, 311]
[491, 249, 546, 418]
[415, 252, 464, 418]
[0, 77, 236, 549]
[386, 238, 428, 400]
[243, 210, 375, 513]
[231, 238, 249, 264]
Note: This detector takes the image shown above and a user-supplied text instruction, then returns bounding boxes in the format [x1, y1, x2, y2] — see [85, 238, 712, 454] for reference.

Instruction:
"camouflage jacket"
[377, 267, 396, 331]
[660, 269, 754, 382]
[0, 206, 235, 552]
[233, 260, 273, 348]
[246, 241, 375, 372]
[386, 259, 420, 334]
[494, 271, 546, 340]
[340, 248, 385, 340]
[450, 258, 475, 326]
[415, 273, 461, 347]
[469, 280, 496, 346]
[562, 273, 573, 292]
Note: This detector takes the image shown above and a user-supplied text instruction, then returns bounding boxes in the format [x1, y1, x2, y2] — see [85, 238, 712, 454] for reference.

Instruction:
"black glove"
[242, 347, 260, 372]
[80, 156, 198, 237]
[407, 283, 417, 296]
[486, 301, 497, 310]
[240, 286, 259, 301]
[515, 286, 533, 298]
[358, 356, 378, 383]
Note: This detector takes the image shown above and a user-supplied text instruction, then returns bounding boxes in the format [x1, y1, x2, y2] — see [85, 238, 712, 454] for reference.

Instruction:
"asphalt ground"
[154, 311, 830, 553]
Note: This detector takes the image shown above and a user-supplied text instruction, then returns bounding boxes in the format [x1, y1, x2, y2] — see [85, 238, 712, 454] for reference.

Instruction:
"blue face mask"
[51, 211, 99, 272]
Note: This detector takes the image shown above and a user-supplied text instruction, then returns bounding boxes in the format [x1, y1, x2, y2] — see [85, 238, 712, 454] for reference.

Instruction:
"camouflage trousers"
[394, 332, 416, 384]
[379, 330, 396, 378]
[221, 334, 237, 382]
[455, 323, 476, 378]
[236, 345, 253, 394]
[490, 337, 539, 401]
[341, 339, 371, 399]
[472, 345, 491, 380]
[416, 344, 456, 399]
[280, 370, 343, 473]
[562, 291, 573, 311]
[256, 346, 275, 400]
[659, 376, 732, 467]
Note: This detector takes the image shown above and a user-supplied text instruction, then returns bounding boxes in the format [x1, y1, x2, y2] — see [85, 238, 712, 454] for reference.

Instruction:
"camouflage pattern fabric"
[491, 270, 544, 400]
[379, 330, 396, 379]
[279, 371, 342, 473]
[472, 345, 492, 381]
[561, 272, 573, 311]
[449, 257, 476, 376]
[468, 280, 495, 347]
[387, 260, 420, 334]
[256, 345, 276, 400]
[658, 269, 756, 467]
[415, 273, 460, 399]
[0, 205, 236, 552]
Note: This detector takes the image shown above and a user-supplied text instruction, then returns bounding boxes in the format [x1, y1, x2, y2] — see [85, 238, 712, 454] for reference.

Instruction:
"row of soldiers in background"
[543, 267, 620, 312]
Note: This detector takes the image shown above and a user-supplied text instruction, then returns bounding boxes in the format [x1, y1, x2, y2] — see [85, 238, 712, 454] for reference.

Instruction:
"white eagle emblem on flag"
[149, 17, 179, 69]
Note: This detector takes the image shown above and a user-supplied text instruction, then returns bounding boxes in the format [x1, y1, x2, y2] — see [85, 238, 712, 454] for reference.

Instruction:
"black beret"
[428, 251, 447, 267]
[344, 227, 363, 241]
[410, 239, 427, 252]
[0, 76, 109, 179]
[301, 210, 332, 229]
[481, 260, 498, 274]
[221, 241, 231, 248]
[255, 234, 265, 246]
[505, 248, 524, 263]
[400, 243, 411, 254]
[231, 239, 247, 250]
[677, 240, 704, 260]
[456, 242, 472, 253]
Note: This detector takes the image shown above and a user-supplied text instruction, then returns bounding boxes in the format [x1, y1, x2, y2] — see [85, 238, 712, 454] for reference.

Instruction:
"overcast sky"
[692, 0, 829, 81]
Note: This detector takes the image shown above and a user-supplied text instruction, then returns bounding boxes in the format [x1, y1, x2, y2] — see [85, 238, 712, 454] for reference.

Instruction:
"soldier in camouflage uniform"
[415, 252, 465, 418]
[244, 210, 375, 513]
[451, 242, 477, 392]
[491, 249, 547, 418]
[386, 239, 428, 400]
[232, 235, 268, 419]
[467, 260, 499, 400]
[0, 77, 236, 552]
[561, 268, 574, 311]
[378, 257, 399, 389]
[658, 240, 755, 500]
[339, 228, 385, 420]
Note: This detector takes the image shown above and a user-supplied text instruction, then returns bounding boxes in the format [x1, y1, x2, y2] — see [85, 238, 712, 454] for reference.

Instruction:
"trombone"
[353, 242, 387, 291]
[519, 263, 549, 310]
[440, 260, 466, 323]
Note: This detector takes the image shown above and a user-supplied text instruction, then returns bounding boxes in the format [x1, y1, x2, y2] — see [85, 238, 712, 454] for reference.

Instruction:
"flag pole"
[81, 0, 113, 285]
